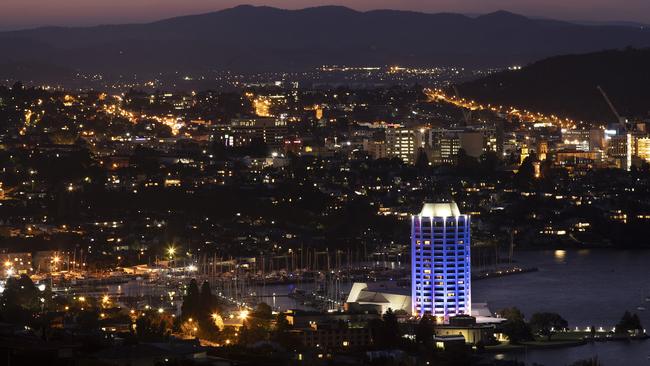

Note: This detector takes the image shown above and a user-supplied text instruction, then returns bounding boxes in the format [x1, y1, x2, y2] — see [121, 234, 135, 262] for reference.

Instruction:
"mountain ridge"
[1, 5, 650, 78]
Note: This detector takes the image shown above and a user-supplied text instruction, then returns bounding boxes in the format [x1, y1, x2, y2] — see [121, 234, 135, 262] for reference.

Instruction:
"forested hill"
[457, 48, 650, 124]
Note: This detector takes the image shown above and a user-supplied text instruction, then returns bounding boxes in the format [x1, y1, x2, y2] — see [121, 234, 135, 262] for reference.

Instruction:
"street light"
[238, 310, 249, 320]
[167, 246, 176, 258]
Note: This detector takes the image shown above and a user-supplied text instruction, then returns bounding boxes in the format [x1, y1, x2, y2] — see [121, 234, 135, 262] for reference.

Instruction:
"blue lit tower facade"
[411, 202, 471, 321]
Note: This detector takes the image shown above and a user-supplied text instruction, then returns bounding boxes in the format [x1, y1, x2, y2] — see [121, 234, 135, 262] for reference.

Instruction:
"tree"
[182, 280, 221, 341]
[239, 319, 268, 344]
[497, 307, 533, 344]
[135, 311, 173, 341]
[197, 315, 221, 342]
[1, 274, 40, 310]
[0, 274, 41, 325]
[369, 308, 402, 349]
[77, 310, 100, 332]
[415, 314, 435, 348]
[615, 311, 644, 335]
[199, 281, 215, 315]
[382, 308, 401, 345]
[529, 312, 568, 341]
[238, 302, 274, 345]
[479, 150, 500, 175]
[271, 312, 301, 349]
[456, 148, 479, 174]
[181, 279, 200, 320]
[514, 154, 538, 189]
[415, 148, 429, 170]
[253, 302, 273, 321]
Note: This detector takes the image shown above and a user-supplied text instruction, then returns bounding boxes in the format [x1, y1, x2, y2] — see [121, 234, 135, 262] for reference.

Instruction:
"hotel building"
[411, 202, 471, 322]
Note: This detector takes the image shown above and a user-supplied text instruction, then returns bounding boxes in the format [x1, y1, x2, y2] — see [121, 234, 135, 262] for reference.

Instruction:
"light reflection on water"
[474, 249, 650, 365]
[553, 249, 567, 263]
[490, 339, 650, 366]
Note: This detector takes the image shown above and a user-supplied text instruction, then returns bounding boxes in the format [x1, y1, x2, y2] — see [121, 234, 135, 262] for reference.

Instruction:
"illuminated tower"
[411, 202, 471, 322]
[537, 140, 548, 161]
[520, 144, 529, 164]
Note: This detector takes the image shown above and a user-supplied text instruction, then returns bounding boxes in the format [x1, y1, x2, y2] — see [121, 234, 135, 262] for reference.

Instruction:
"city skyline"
[0, 0, 649, 363]
[1, 1, 649, 30]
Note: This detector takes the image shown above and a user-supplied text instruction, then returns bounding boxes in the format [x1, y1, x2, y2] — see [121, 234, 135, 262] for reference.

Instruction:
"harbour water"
[104, 249, 650, 365]
[473, 249, 650, 328]
[473, 249, 650, 365]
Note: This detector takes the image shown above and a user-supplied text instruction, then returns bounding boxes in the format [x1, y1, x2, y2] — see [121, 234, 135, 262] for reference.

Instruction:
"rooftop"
[419, 202, 461, 217]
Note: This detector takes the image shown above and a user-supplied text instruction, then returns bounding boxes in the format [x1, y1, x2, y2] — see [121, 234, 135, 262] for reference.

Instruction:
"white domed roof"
[419, 202, 461, 217]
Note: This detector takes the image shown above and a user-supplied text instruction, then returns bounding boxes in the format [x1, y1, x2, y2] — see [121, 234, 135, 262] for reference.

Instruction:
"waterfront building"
[435, 315, 496, 345]
[345, 282, 411, 314]
[411, 202, 471, 322]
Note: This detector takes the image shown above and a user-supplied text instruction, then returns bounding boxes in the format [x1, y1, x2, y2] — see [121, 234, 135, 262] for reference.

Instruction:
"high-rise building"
[537, 140, 548, 161]
[607, 133, 632, 171]
[496, 120, 505, 157]
[428, 129, 461, 165]
[459, 131, 485, 158]
[230, 117, 288, 151]
[411, 202, 471, 322]
[385, 127, 424, 164]
[427, 128, 494, 164]
[635, 137, 650, 162]
[520, 144, 529, 164]
[362, 139, 389, 160]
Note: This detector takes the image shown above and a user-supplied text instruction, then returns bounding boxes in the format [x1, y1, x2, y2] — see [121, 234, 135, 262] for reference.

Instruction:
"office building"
[362, 139, 389, 160]
[230, 117, 288, 151]
[607, 133, 632, 171]
[385, 127, 424, 164]
[459, 132, 485, 158]
[428, 129, 461, 164]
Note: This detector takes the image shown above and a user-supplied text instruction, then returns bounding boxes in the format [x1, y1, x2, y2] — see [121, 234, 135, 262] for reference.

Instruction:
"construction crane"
[598, 85, 632, 171]
[597, 85, 627, 131]
[453, 85, 472, 126]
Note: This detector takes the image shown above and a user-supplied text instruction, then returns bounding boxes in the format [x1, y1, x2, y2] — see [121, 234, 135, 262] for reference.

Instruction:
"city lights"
[238, 310, 249, 320]
[0, 5, 646, 362]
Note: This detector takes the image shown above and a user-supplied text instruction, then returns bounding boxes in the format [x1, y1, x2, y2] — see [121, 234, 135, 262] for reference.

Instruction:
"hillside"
[1, 6, 650, 78]
[457, 48, 650, 124]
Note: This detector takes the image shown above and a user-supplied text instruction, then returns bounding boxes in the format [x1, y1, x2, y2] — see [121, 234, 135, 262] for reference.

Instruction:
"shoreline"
[482, 335, 649, 353]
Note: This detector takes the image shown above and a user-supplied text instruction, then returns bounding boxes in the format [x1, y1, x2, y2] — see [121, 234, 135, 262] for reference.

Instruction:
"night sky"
[1, 0, 649, 30]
